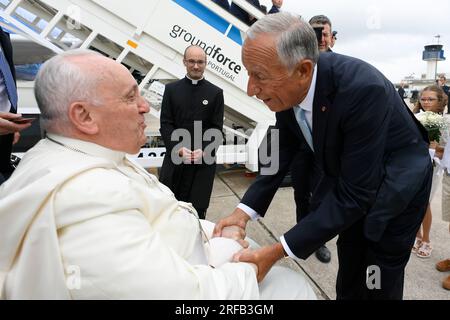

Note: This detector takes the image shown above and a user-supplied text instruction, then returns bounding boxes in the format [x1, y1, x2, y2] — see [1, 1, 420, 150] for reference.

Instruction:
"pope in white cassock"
[0, 50, 316, 300]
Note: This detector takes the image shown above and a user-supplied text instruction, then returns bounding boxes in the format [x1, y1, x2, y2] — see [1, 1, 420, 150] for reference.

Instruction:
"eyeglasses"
[420, 98, 438, 102]
[186, 59, 206, 66]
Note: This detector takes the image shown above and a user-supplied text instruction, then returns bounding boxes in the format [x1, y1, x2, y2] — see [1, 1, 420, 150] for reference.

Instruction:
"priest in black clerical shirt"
[159, 45, 224, 219]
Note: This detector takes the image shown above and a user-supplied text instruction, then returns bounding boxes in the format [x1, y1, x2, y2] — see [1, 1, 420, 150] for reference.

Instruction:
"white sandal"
[412, 237, 422, 253]
[416, 242, 432, 258]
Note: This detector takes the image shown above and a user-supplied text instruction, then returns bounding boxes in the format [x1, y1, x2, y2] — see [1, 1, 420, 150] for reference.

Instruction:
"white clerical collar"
[186, 74, 204, 85]
[46, 133, 126, 165]
[298, 65, 317, 113]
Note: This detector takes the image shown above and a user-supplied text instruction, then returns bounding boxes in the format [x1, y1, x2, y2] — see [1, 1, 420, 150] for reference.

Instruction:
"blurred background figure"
[398, 82, 407, 100]
[309, 15, 333, 52]
[268, 0, 283, 14]
[259, 5, 267, 14]
[436, 141, 450, 290]
[331, 30, 337, 49]
[0, 26, 31, 185]
[437, 75, 450, 114]
[412, 85, 448, 259]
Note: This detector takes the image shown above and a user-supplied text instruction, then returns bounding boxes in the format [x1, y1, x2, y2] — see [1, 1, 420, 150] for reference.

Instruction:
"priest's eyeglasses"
[186, 59, 206, 66]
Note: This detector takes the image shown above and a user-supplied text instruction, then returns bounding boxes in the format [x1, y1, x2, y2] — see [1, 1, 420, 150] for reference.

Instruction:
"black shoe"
[315, 245, 331, 263]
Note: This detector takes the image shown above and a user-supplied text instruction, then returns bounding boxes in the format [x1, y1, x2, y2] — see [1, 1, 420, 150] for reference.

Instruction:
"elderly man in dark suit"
[214, 12, 432, 300]
[0, 26, 30, 185]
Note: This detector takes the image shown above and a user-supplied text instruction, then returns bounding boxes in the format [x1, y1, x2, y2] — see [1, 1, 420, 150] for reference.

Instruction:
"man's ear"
[68, 101, 99, 135]
[295, 59, 314, 82]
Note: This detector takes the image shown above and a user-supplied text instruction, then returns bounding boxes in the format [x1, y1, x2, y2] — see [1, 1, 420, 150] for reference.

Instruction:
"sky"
[259, 0, 450, 83]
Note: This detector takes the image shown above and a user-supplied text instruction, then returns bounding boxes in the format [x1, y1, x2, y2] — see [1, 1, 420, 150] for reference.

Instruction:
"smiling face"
[242, 34, 313, 112]
[420, 90, 442, 113]
[184, 46, 207, 80]
[78, 57, 150, 154]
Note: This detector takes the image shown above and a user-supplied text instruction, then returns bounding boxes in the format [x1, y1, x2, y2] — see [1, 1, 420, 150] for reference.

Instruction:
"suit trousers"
[335, 160, 432, 300]
[290, 153, 318, 223]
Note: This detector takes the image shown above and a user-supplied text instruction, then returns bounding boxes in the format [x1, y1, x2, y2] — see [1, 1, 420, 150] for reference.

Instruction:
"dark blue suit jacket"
[268, 5, 280, 14]
[0, 27, 16, 184]
[241, 52, 431, 259]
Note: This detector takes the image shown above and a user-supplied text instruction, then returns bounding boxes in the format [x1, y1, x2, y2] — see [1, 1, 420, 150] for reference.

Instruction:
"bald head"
[183, 45, 207, 80]
[35, 49, 150, 153]
[183, 45, 206, 60]
[35, 49, 129, 133]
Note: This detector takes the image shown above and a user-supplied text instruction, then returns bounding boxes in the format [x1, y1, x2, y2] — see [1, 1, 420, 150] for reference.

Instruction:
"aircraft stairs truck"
[0, 0, 275, 171]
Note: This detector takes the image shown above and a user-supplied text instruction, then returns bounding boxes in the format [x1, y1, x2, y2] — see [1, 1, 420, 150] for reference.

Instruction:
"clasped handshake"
[212, 208, 285, 282]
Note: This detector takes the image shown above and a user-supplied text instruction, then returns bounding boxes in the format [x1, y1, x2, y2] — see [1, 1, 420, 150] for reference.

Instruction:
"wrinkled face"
[184, 46, 207, 80]
[273, 0, 283, 7]
[311, 23, 332, 52]
[91, 60, 150, 154]
[420, 90, 441, 113]
[242, 34, 311, 112]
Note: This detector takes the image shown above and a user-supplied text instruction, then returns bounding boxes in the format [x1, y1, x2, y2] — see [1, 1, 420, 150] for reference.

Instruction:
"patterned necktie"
[294, 107, 314, 152]
[0, 48, 17, 112]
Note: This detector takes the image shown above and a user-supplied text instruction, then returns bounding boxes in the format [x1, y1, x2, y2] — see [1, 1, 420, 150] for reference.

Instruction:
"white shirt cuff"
[237, 203, 260, 221]
[280, 235, 300, 260]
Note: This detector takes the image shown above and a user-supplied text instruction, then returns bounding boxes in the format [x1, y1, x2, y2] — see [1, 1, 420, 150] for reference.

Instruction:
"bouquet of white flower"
[415, 111, 448, 142]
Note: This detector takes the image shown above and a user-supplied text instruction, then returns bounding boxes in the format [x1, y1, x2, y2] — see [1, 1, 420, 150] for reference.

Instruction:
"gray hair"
[309, 15, 332, 29]
[246, 12, 319, 71]
[34, 49, 104, 132]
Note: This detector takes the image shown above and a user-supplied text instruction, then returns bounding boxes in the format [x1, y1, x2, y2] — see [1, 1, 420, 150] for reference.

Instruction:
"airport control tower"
[423, 38, 445, 80]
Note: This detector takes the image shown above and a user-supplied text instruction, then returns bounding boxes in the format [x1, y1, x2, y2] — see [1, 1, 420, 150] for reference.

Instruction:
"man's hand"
[178, 147, 193, 163]
[221, 225, 249, 248]
[232, 243, 285, 282]
[13, 132, 20, 145]
[213, 208, 250, 238]
[192, 149, 203, 163]
[0, 113, 32, 135]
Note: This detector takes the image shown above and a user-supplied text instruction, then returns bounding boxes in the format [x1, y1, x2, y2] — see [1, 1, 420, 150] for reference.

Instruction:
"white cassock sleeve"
[54, 169, 259, 300]
[58, 211, 259, 299]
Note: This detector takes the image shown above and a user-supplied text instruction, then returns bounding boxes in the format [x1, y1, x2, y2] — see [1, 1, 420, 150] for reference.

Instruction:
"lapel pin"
[203, 100, 209, 106]
[321, 106, 327, 112]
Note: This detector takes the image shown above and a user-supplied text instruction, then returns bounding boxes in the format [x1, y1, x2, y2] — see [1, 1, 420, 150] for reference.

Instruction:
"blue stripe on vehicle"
[172, 0, 242, 45]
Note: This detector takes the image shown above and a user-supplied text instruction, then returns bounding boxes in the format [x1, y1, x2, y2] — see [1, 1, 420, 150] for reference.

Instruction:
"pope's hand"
[221, 225, 249, 248]
[213, 208, 250, 238]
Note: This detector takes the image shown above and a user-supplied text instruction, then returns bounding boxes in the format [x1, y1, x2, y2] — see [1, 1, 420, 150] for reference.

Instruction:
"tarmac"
[205, 166, 450, 300]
